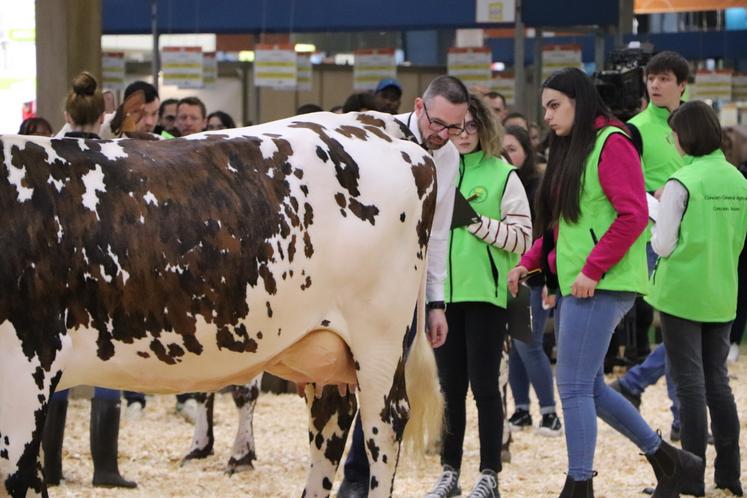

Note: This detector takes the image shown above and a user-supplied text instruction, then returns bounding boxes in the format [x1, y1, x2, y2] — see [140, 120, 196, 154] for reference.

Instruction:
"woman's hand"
[507, 266, 528, 297]
[541, 285, 557, 310]
[571, 272, 599, 298]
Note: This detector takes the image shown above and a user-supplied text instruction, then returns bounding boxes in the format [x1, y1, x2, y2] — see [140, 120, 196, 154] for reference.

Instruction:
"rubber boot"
[42, 399, 68, 486]
[645, 438, 704, 498]
[90, 398, 137, 488]
[558, 475, 594, 498]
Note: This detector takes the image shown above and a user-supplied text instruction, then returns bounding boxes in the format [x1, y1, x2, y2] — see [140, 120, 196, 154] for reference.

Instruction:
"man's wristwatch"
[426, 300, 446, 311]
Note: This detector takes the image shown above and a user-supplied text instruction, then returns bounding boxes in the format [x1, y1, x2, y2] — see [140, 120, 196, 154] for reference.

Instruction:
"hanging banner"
[102, 52, 126, 90]
[353, 48, 396, 91]
[476, 0, 516, 23]
[542, 44, 583, 82]
[491, 72, 515, 105]
[161, 46, 203, 89]
[733, 73, 747, 102]
[296, 52, 313, 92]
[255, 44, 297, 90]
[693, 69, 733, 101]
[448, 47, 492, 89]
[203, 52, 217, 88]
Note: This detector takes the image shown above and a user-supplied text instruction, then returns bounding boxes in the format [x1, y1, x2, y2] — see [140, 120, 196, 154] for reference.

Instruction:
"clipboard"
[507, 284, 533, 344]
[451, 190, 481, 229]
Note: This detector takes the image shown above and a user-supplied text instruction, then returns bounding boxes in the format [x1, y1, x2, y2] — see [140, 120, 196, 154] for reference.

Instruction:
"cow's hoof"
[181, 447, 214, 466]
[501, 448, 511, 464]
[225, 451, 256, 475]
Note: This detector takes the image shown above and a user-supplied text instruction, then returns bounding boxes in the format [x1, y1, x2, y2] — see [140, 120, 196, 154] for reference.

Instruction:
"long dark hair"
[535, 68, 617, 232]
[504, 125, 537, 186]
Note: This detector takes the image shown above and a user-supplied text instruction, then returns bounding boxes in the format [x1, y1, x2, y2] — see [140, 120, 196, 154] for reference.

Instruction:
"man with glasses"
[338, 75, 469, 498]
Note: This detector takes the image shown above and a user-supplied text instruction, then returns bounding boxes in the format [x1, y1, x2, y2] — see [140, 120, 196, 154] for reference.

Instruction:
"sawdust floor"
[50, 355, 747, 497]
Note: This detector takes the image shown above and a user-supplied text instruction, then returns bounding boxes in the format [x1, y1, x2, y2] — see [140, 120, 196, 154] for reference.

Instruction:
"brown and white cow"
[0, 111, 442, 497]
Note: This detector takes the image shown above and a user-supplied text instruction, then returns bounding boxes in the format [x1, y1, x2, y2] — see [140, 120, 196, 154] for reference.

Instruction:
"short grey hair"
[422, 75, 469, 105]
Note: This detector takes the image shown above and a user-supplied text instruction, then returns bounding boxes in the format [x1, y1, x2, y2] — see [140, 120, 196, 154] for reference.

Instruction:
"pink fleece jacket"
[520, 117, 648, 281]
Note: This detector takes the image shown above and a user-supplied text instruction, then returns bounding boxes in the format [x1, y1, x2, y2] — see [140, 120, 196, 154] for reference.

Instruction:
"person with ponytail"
[42, 71, 138, 490]
[646, 101, 746, 497]
[507, 68, 702, 497]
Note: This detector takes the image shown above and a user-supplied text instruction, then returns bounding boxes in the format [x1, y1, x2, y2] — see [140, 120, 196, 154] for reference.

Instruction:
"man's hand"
[654, 186, 665, 200]
[571, 272, 599, 298]
[507, 266, 528, 297]
[426, 308, 448, 348]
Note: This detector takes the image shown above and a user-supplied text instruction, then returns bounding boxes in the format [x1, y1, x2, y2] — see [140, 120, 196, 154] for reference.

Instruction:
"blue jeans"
[556, 291, 660, 480]
[618, 344, 680, 426]
[52, 387, 120, 401]
[509, 286, 557, 413]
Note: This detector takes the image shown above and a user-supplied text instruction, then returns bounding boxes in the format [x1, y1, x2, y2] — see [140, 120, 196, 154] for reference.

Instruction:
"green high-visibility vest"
[628, 104, 684, 192]
[445, 151, 517, 308]
[556, 126, 649, 297]
[646, 150, 747, 322]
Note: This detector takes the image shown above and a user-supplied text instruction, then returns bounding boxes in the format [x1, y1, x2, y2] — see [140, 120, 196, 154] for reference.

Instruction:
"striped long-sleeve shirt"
[466, 172, 532, 255]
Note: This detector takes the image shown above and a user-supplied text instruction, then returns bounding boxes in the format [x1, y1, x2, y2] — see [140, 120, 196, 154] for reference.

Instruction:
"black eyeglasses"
[423, 102, 465, 136]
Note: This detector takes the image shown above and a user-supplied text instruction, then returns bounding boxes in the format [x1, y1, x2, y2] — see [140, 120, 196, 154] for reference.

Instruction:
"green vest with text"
[646, 150, 747, 322]
[628, 104, 684, 192]
[556, 126, 649, 297]
[445, 151, 517, 308]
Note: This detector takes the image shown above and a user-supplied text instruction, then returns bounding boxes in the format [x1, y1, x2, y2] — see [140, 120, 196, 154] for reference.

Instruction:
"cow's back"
[0, 111, 436, 393]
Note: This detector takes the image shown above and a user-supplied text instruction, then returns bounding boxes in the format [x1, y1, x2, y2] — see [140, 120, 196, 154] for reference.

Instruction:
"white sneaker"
[125, 401, 144, 421]
[727, 343, 740, 363]
[177, 398, 198, 424]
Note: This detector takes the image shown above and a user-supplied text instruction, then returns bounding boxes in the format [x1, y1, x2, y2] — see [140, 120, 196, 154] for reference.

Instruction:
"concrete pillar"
[36, 0, 102, 132]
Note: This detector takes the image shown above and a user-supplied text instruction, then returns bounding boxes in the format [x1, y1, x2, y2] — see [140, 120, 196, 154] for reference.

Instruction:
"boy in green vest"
[646, 100, 746, 497]
[610, 51, 690, 441]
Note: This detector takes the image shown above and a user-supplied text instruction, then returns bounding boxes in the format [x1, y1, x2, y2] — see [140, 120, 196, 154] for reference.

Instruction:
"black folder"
[450, 190, 481, 229]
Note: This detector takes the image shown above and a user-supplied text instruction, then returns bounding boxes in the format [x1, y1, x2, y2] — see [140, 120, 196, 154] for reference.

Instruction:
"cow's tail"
[403, 259, 443, 457]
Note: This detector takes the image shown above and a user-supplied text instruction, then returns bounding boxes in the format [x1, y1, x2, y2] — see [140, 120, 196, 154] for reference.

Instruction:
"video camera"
[593, 45, 653, 121]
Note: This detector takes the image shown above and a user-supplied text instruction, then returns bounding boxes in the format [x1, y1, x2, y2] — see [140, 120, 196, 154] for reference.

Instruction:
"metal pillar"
[151, 0, 160, 89]
[513, 0, 525, 113]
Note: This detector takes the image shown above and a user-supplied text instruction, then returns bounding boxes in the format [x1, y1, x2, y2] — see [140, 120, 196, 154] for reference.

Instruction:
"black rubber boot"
[645, 438, 704, 498]
[42, 399, 68, 486]
[558, 475, 594, 498]
[90, 398, 137, 488]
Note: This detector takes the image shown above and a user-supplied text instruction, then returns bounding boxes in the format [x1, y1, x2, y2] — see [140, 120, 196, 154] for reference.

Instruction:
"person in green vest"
[608, 52, 691, 441]
[646, 101, 746, 497]
[424, 94, 531, 498]
[507, 67, 702, 498]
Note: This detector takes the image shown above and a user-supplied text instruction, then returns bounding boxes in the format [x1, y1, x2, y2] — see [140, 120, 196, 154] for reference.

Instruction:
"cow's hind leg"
[181, 393, 215, 465]
[302, 384, 357, 498]
[357, 356, 409, 498]
[226, 373, 263, 475]
[0, 332, 63, 497]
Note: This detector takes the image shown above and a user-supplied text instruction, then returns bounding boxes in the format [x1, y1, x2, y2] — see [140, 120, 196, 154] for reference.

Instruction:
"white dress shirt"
[397, 111, 459, 303]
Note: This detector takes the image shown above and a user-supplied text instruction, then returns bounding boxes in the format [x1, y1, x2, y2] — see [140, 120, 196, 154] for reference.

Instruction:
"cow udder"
[264, 330, 357, 386]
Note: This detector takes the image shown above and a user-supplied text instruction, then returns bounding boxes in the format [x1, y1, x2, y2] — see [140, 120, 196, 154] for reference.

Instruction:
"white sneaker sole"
[508, 423, 531, 433]
[537, 426, 563, 437]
